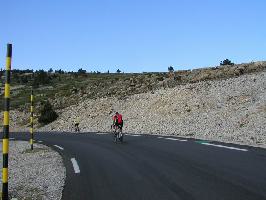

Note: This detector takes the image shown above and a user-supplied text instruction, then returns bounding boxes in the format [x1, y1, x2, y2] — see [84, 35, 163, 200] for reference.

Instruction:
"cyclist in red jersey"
[111, 112, 124, 142]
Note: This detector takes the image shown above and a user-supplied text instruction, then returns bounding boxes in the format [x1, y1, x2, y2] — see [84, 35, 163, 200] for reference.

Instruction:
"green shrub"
[33, 70, 50, 87]
[168, 66, 174, 72]
[220, 59, 234, 66]
[38, 100, 58, 125]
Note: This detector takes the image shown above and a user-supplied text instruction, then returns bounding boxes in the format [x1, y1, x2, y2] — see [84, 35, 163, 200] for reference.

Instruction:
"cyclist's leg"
[118, 125, 123, 141]
[75, 124, 79, 132]
[114, 124, 118, 136]
[113, 125, 117, 142]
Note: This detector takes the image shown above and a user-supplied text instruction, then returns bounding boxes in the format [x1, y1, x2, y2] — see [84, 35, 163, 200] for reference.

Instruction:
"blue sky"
[0, 0, 265, 72]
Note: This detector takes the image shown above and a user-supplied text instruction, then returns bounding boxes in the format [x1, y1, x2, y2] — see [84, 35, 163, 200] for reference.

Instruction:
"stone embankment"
[40, 69, 266, 148]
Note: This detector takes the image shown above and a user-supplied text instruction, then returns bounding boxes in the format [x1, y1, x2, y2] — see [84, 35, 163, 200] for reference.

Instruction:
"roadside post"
[30, 89, 34, 150]
[2, 43, 12, 200]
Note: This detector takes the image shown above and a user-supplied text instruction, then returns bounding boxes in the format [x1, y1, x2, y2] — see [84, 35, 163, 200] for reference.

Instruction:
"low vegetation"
[38, 100, 58, 125]
[0, 61, 265, 126]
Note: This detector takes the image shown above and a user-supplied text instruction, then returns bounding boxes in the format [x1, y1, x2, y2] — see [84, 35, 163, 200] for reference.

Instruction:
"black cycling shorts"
[115, 122, 123, 129]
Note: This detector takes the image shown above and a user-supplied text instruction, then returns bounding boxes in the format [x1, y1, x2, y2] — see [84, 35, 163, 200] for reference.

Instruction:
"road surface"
[7, 132, 266, 200]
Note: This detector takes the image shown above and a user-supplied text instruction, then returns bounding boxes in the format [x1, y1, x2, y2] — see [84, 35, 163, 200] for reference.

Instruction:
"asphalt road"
[8, 132, 266, 200]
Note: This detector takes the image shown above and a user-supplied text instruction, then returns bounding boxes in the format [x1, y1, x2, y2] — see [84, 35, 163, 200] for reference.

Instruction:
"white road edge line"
[71, 158, 81, 174]
[201, 143, 248, 152]
[54, 145, 64, 150]
[165, 138, 187, 142]
[38, 141, 43, 143]
[130, 135, 141, 137]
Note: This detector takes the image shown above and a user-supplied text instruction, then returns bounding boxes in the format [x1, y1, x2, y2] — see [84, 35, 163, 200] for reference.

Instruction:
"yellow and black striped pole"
[30, 89, 34, 150]
[2, 43, 12, 200]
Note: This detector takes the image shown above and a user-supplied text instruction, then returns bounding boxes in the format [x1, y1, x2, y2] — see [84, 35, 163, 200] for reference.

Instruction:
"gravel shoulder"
[0, 141, 66, 200]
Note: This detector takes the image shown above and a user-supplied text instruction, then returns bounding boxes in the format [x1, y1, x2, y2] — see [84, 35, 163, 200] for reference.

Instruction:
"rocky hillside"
[4, 61, 266, 147]
[39, 63, 266, 148]
[50, 61, 266, 109]
[2, 61, 265, 112]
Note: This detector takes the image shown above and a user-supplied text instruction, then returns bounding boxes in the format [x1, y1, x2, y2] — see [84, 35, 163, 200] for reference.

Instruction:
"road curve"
[8, 132, 266, 200]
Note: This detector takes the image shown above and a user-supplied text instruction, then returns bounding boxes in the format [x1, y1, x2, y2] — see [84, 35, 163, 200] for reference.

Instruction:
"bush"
[78, 68, 86, 74]
[33, 70, 50, 87]
[220, 59, 234, 66]
[38, 100, 58, 125]
[168, 66, 174, 72]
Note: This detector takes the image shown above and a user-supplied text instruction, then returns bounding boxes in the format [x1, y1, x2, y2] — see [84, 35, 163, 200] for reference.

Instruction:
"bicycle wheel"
[113, 132, 118, 143]
[118, 131, 123, 142]
[119, 134, 123, 142]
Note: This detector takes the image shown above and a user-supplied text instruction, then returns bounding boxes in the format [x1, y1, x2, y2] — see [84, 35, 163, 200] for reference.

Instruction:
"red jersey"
[116, 114, 123, 124]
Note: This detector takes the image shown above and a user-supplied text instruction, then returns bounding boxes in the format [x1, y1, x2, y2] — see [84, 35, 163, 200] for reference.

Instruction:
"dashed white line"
[157, 137, 164, 139]
[38, 141, 43, 143]
[54, 145, 64, 150]
[71, 158, 80, 174]
[201, 143, 248, 152]
[165, 138, 187, 142]
[130, 135, 141, 137]
[9, 138, 15, 140]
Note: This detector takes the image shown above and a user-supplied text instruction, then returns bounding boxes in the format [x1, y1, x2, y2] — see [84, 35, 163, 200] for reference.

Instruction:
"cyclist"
[74, 117, 80, 132]
[112, 112, 124, 142]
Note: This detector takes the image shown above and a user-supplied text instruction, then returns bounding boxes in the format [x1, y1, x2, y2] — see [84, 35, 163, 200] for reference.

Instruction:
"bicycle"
[111, 124, 124, 143]
[71, 122, 80, 132]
